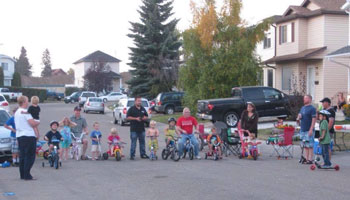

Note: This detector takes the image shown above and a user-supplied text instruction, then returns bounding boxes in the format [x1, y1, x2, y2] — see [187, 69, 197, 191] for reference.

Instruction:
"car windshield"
[83, 93, 95, 97]
[127, 100, 149, 107]
[0, 110, 10, 126]
[70, 92, 77, 97]
[89, 98, 102, 102]
[0, 96, 5, 101]
[2, 88, 9, 92]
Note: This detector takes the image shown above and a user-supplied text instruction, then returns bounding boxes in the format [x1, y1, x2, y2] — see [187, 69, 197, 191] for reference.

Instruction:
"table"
[334, 129, 350, 151]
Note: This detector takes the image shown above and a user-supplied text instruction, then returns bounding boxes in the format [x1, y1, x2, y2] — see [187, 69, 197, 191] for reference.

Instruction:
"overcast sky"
[0, 0, 303, 76]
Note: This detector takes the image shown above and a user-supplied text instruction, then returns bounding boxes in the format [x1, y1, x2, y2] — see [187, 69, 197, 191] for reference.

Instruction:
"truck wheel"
[113, 113, 118, 124]
[224, 111, 239, 127]
[165, 106, 175, 115]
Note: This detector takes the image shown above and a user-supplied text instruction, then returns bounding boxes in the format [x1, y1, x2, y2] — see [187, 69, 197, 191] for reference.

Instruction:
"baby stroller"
[215, 121, 241, 157]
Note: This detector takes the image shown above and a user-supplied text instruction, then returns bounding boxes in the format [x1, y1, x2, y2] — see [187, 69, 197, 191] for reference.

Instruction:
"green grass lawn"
[152, 113, 211, 124]
[335, 120, 350, 125]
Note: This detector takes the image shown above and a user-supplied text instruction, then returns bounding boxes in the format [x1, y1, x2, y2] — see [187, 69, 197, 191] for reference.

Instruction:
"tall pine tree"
[127, 0, 181, 98]
[41, 48, 52, 77]
[15, 47, 32, 76]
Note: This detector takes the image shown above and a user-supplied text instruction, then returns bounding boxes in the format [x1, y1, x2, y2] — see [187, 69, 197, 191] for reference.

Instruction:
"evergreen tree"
[67, 68, 74, 76]
[127, 0, 181, 98]
[12, 72, 22, 87]
[0, 67, 4, 87]
[15, 47, 32, 76]
[41, 48, 52, 77]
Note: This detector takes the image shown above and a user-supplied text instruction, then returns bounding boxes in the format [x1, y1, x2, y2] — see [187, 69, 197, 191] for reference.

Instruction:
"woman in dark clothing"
[239, 102, 259, 138]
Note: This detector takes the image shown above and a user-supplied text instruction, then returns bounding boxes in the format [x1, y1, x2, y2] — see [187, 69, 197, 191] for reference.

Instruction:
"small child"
[59, 117, 77, 161]
[44, 121, 63, 154]
[90, 122, 102, 160]
[146, 120, 159, 156]
[319, 110, 332, 168]
[276, 117, 284, 127]
[207, 126, 222, 158]
[27, 96, 41, 137]
[4, 107, 19, 166]
[107, 128, 121, 155]
[164, 117, 179, 147]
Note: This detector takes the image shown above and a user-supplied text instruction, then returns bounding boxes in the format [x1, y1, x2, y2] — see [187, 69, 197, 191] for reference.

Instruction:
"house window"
[263, 37, 271, 49]
[279, 22, 295, 44]
[1, 63, 8, 71]
[4, 79, 11, 86]
[282, 67, 292, 91]
[281, 25, 288, 44]
[267, 69, 274, 87]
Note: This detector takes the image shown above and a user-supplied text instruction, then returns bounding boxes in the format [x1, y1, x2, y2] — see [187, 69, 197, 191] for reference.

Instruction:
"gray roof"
[73, 51, 121, 64]
[265, 47, 327, 63]
[0, 54, 16, 62]
[327, 46, 350, 57]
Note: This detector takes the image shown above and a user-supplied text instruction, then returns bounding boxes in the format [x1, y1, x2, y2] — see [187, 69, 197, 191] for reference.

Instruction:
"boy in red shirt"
[176, 107, 201, 159]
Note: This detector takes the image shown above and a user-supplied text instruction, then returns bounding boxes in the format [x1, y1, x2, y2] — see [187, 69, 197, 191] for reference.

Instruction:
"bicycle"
[70, 133, 85, 161]
[161, 136, 181, 162]
[42, 139, 61, 169]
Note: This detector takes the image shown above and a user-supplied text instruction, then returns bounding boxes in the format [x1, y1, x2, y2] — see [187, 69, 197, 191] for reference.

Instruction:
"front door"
[307, 66, 315, 99]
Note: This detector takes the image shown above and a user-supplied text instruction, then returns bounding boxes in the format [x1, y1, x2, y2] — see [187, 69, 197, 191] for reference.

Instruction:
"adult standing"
[127, 96, 149, 160]
[239, 102, 259, 138]
[336, 92, 346, 111]
[176, 107, 201, 159]
[70, 106, 88, 159]
[320, 97, 336, 158]
[15, 96, 40, 180]
[297, 95, 316, 164]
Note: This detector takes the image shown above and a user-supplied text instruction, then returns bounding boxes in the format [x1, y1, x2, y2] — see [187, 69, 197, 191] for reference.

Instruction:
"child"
[319, 110, 332, 168]
[90, 122, 102, 160]
[107, 128, 121, 155]
[207, 126, 222, 158]
[44, 121, 63, 154]
[27, 96, 41, 137]
[59, 117, 77, 161]
[164, 117, 179, 147]
[146, 120, 159, 156]
[276, 117, 284, 127]
[4, 107, 19, 166]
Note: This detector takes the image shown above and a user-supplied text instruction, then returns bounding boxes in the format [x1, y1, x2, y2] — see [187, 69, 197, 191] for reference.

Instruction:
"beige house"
[265, 0, 349, 104]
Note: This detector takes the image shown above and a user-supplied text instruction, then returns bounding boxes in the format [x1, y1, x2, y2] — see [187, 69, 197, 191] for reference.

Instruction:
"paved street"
[1, 103, 350, 200]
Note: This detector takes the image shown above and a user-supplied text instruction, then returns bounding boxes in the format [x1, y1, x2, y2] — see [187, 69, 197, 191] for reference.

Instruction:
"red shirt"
[108, 135, 120, 144]
[176, 116, 198, 135]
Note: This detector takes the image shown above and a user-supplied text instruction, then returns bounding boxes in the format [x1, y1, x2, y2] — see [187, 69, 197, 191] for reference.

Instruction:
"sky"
[0, 0, 304, 76]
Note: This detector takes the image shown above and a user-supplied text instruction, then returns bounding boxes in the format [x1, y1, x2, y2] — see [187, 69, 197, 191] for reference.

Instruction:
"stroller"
[215, 122, 241, 157]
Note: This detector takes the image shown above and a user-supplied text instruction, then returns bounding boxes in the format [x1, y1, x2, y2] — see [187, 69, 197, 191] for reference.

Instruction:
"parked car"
[149, 98, 156, 112]
[0, 88, 22, 102]
[0, 108, 12, 161]
[113, 98, 152, 126]
[154, 92, 185, 114]
[78, 92, 97, 107]
[0, 94, 9, 112]
[47, 90, 64, 101]
[83, 97, 105, 114]
[197, 86, 290, 127]
[100, 92, 127, 102]
[64, 91, 82, 104]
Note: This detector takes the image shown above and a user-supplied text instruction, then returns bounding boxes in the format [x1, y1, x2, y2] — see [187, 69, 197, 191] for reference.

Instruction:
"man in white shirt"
[15, 96, 40, 180]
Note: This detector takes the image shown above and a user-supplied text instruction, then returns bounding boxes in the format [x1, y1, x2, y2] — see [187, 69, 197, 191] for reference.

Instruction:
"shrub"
[6, 87, 47, 103]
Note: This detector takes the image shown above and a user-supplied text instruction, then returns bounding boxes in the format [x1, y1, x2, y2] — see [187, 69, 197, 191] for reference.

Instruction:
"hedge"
[6, 87, 47, 103]
[65, 87, 81, 96]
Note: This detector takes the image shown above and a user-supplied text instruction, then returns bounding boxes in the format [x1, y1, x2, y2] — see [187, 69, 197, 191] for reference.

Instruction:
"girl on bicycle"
[59, 117, 76, 160]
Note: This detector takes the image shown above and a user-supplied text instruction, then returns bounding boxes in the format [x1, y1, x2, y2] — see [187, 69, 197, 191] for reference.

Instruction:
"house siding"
[324, 14, 349, 53]
[277, 20, 299, 56]
[298, 19, 308, 52]
[307, 16, 325, 49]
[323, 58, 348, 103]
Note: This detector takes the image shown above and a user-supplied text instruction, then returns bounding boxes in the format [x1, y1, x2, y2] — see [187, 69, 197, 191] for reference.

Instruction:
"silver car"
[83, 97, 105, 114]
[79, 91, 97, 107]
[0, 108, 12, 159]
[113, 98, 152, 127]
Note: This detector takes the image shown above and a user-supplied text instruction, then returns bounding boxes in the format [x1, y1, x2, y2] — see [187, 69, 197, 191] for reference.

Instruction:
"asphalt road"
[1, 102, 350, 200]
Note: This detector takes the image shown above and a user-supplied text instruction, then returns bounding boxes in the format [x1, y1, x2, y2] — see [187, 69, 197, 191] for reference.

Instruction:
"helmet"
[168, 117, 176, 123]
[319, 110, 331, 116]
[50, 120, 59, 127]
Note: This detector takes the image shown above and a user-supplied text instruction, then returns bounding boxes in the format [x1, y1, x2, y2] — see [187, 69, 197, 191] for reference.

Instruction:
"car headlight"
[0, 138, 11, 143]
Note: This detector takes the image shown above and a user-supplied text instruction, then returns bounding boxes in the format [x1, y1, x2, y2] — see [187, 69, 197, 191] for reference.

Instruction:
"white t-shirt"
[15, 107, 35, 138]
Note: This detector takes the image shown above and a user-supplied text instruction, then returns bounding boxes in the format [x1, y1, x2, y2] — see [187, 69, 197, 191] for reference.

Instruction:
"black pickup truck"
[197, 86, 290, 127]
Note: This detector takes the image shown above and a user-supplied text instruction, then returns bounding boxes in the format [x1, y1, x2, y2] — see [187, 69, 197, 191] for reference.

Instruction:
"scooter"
[310, 139, 339, 171]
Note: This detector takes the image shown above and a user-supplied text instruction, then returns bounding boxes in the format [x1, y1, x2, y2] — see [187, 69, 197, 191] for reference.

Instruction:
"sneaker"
[141, 154, 149, 159]
[130, 157, 135, 160]
[195, 156, 201, 160]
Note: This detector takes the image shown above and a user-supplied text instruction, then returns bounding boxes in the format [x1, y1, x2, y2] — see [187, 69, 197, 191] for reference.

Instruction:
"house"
[0, 54, 15, 86]
[265, 0, 349, 104]
[73, 50, 122, 91]
[21, 74, 74, 93]
[256, 15, 282, 88]
[120, 71, 131, 91]
[51, 68, 67, 76]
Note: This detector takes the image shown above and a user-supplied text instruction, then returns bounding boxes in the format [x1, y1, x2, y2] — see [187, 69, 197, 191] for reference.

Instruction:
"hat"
[319, 110, 331, 116]
[168, 117, 176, 123]
[74, 106, 81, 111]
[50, 120, 59, 127]
[320, 97, 331, 104]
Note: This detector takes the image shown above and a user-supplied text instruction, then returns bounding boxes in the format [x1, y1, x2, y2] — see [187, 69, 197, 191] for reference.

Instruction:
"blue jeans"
[130, 131, 146, 158]
[321, 144, 332, 166]
[17, 136, 36, 180]
[178, 134, 199, 157]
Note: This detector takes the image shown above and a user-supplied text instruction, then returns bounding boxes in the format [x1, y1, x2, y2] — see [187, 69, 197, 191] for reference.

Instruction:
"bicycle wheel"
[54, 155, 59, 169]
[171, 149, 180, 162]
[189, 148, 194, 160]
[162, 149, 169, 160]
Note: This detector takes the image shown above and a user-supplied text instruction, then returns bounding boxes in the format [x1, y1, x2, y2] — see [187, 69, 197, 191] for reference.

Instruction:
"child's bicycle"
[36, 140, 48, 158]
[238, 129, 261, 160]
[205, 142, 222, 161]
[161, 136, 180, 162]
[42, 139, 61, 169]
[182, 137, 195, 160]
[310, 139, 339, 171]
[103, 141, 126, 161]
[148, 136, 158, 161]
[70, 133, 84, 161]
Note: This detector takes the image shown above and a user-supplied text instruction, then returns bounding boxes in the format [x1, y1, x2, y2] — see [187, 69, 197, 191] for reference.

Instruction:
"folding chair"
[271, 127, 294, 159]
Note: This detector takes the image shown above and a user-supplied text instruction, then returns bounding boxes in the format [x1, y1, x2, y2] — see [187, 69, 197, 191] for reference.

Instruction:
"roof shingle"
[73, 51, 121, 64]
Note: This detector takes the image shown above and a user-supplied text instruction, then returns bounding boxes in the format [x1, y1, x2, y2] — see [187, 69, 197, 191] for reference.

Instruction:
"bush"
[65, 87, 81, 96]
[6, 87, 47, 103]
[287, 95, 304, 120]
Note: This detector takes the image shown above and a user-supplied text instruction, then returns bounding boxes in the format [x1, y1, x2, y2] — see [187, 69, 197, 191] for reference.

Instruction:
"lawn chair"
[271, 127, 294, 159]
